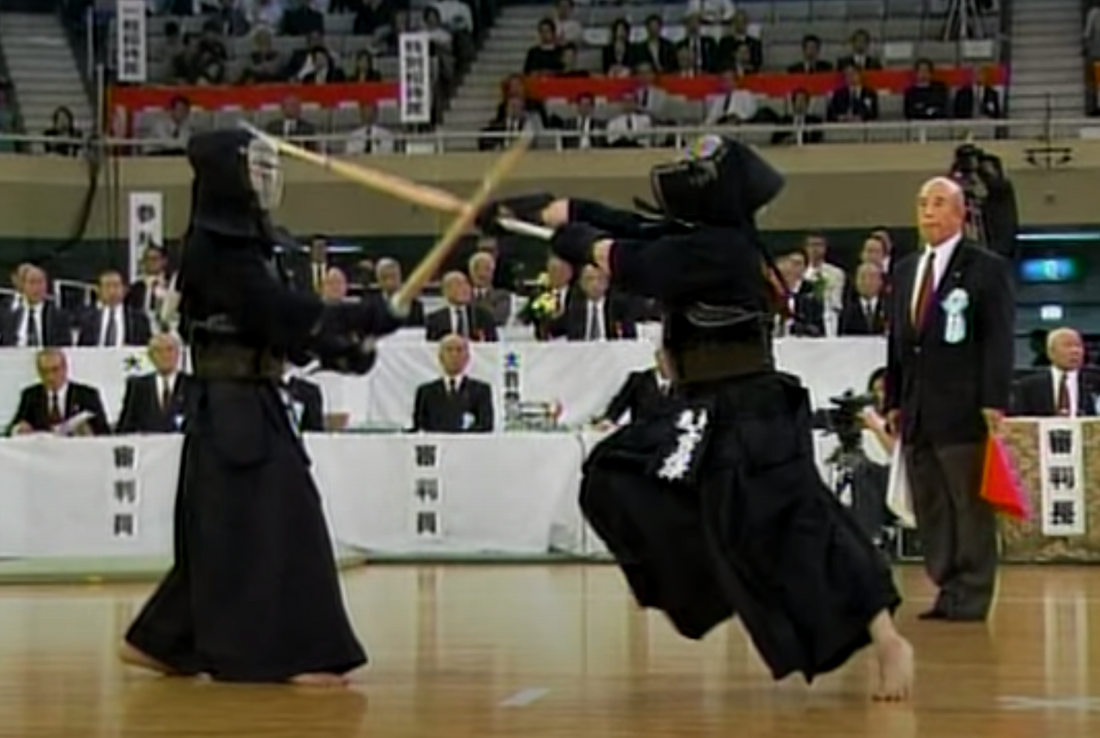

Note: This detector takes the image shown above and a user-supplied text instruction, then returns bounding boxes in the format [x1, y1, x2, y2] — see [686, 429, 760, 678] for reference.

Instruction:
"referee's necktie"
[912, 250, 935, 328]
[1057, 372, 1071, 416]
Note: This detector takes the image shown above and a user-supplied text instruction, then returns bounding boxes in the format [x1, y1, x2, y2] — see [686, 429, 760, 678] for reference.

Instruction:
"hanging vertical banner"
[1038, 419, 1086, 537]
[398, 32, 432, 124]
[128, 192, 164, 283]
[115, 0, 147, 83]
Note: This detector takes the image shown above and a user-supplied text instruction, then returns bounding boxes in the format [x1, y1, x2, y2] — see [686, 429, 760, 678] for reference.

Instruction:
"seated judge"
[411, 334, 494, 433]
[115, 333, 190, 434]
[425, 270, 499, 342]
[826, 64, 879, 122]
[775, 249, 825, 337]
[594, 348, 676, 428]
[548, 263, 637, 341]
[838, 262, 887, 336]
[372, 258, 425, 327]
[1012, 327, 1100, 417]
[0, 264, 72, 347]
[7, 348, 110, 436]
[77, 269, 153, 347]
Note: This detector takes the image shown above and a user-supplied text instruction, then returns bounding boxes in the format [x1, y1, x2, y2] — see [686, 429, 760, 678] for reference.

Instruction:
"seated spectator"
[524, 17, 562, 75]
[559, 93, 606, 149]
[166, 31, 198, 83]
[717, 9, 762, 72]
[595, 349, 677, 428]
[548, 264, 637, 341]
[77, 270, 152, 348]
[479, 94, 539, 150]
[771, 88, 824, 145]
[320, 266, 350, 303]
[788, 34, 832, 74]
[677, 12, 719, 73]
[685, 0, 735, 25]
[299, 46, 345, 83]
[775, 249, 825, 338]
[837, 28, 882, 71]
[347, 49, 383, 82]
[283, 31, 330, 79]
[411, 334, 494, 433]
[705, 69, 759, 124]
[265, 95, 318, 150]
[126, 246, 173, 322]
[952, 65, 1003, 119]
[838, 263, 887, 336]
[343, 102, 395, 154]
[632, 63, 669, 119]
[194, 18, 229, 68]
[7, 348, 110, 437]
[1012, 328, 1100, 417]
[115, 333, 191, 435]
[827, 64, 879, 122]
[43, 106, 80, 157]
[237, 27, 284, 83]
[425, 271, 498, 342]
[468, 252, 512, 326]
[605, 94, 654, 148]
[353, 0, 394, 43]
[494, 74, 547, 125]
[556, 44, 588, 78]
[525, 255, 576, 340]
[602, 19, 634, 76]
[282, 0, 325, 36]
[553, 0, 583, 47]
[803, 233, 846, 312]
[633, 14, 677, 73]
[727, 43, 757, 78]
[673, 45, 697, 77]
[371, 258, 425, 326]
[859, 233, 891, 273]
[144, 95, 193, 155]
[0, 264, 71, 347]
[903, 58, 949, 120]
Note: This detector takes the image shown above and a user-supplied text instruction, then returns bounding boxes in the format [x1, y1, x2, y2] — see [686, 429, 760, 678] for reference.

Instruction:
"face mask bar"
[246, 138, 284, 211]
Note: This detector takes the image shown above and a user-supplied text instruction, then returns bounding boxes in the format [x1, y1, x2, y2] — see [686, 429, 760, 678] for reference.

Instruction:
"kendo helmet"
[648, 135, 784, 227]
[186, 127, 284, 212]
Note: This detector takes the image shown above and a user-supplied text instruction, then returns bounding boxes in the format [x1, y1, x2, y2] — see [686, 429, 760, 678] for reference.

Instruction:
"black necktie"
[161, 378, 172, 411]
[48, 391, 61, 425]
[1057, 372, 1071, 416]
[587, 303, 600, 340]
[27, 308, 39, 347]
[104, 308, 118, 346]
[455, 308, 468, 337]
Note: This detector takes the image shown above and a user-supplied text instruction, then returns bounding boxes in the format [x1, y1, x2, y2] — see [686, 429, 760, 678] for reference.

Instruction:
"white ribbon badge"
[942, 287, 969, 344]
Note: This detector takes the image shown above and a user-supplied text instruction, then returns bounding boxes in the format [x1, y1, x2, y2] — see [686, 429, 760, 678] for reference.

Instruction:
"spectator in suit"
[412, 334, 494, 433]
[285, 372, 325, 432]
[559, 93, 606, 150]
[523, 18, 563, 75]
[595, 349, 676, 428]
[838, 263, 887, 336]
[425, 271, 498, 342]
[116, 333, 189, 435]
[787, 34, 832, 74]
[803, 232, 846, 313]
[265, 95, 318, 150]
[77, 270, 152, 348]
[717, 10, 762, 72]
[836, 28, 882, 71]
[676, 12, 719, 74]
[770, 88, 823, 145]
[951, 66, 1003, 120]
[468, 252, 511, 326]
[556, 44, 589, 78]
[776, 250, 825, 337]
[7, 348, 110, 436]
[826, 64, 879, 122]
[125, 245, 173, 320]
[704, 68, 759, 124]
[549, 264, 637, 341]
[0, 264, 71, 347]
[903, 59, 949, 121]
[372, 258, 424, 326]
[1012, 327, 1100, 417]
[885, 177, 1015, 622]
[633, 14, 677, 73]
[602, 19, 635, 76]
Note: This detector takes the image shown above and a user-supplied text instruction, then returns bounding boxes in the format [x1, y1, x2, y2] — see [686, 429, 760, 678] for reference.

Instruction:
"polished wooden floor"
[0, 565, 1098, 737]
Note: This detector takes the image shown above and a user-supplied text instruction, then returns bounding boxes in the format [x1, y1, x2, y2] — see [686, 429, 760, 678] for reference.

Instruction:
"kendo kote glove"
[550, 222, 608, 268]
[476, 193, 555, 236]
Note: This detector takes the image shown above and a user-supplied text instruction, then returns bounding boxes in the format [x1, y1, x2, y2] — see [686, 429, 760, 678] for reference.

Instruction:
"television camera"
[948, 143, 1019, 260]
[811, 389, 877, 459]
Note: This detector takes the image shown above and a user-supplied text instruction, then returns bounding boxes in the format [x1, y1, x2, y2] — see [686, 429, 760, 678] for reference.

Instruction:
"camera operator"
[949, 144, 1020, 262]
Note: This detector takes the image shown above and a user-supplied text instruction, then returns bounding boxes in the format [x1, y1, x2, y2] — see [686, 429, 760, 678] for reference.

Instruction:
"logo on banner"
[412, 443, 442, 538]
[115, 0, 147, 83]
[1038, 420, 1086, 537]
[398, 32, 432, 125]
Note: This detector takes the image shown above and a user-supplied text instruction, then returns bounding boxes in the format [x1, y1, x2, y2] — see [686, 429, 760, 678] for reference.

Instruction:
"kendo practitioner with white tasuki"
[119, 128, 402, 686]
[479, 136, 914, 700]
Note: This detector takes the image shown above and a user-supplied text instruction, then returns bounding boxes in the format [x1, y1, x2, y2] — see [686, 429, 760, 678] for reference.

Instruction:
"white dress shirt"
[911, 231, 962, 315]
[706, 90, 757, 123]
[344, 124, 395, 154]
[1051, 367, 1079, 417]
[606, 113, 652, 146]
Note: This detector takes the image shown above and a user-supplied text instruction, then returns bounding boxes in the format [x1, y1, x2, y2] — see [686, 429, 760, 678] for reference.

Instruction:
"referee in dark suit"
[885, 177, 1015, 623]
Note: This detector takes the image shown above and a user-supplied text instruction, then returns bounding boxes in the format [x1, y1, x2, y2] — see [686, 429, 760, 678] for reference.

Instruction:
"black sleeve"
[978, 251, 1016, 411]
[412, 384, 428, 432]
[569, 199, 656, 239]
[606, 229, 760, 304]
[7, 388, 33, 435]
[115, 377, 139, 434]
[600, 373, 637, 424]
[473, 383, 494, 432]
[301, 383, 325, 432]
[88, 390, 112, 436]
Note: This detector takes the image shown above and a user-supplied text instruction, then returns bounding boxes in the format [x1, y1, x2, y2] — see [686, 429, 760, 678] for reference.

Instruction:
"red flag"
[980, 434, 1030, 520]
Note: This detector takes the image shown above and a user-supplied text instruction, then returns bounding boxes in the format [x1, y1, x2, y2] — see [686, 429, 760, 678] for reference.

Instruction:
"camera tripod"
[823, 444, 899, 556]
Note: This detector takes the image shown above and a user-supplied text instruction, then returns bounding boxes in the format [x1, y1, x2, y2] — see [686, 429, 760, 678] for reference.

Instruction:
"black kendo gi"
[483, 136, 901, 684]
[124, 129, 401, 682]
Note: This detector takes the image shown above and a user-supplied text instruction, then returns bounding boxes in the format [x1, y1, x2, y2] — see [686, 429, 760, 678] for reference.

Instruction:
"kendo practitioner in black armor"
[478, 135, 914, 700]
[119, 128, 403, 686]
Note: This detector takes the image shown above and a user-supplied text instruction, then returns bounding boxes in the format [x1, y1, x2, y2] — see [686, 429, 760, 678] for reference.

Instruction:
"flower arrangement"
[520, 272, 561, 323]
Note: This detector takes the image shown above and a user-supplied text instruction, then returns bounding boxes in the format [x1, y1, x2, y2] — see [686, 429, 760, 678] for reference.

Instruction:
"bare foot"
[118, 642, 185, 676]
[871, 634, 914, 702]
[289, 673, 350, 687]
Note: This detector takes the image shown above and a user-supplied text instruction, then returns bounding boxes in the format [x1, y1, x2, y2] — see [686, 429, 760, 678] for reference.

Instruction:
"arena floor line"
[0, 565, 1097, 737]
